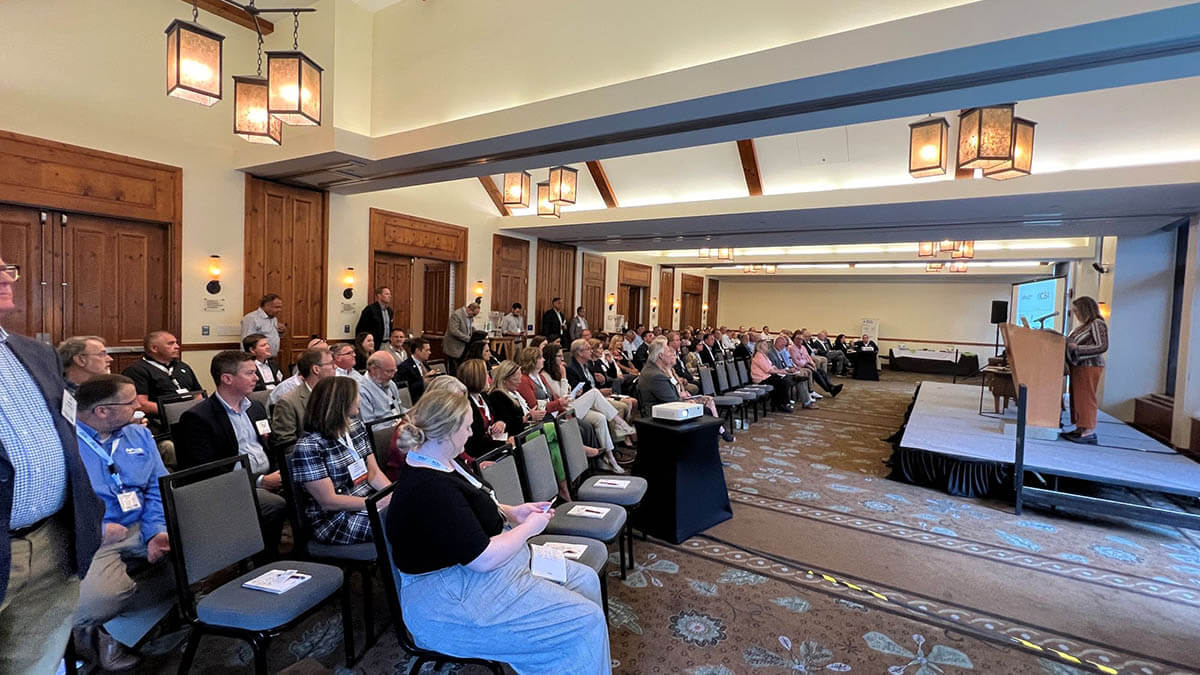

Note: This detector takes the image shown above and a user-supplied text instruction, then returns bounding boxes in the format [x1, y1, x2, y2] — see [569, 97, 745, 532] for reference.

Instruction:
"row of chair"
[699, 358, 776, 431]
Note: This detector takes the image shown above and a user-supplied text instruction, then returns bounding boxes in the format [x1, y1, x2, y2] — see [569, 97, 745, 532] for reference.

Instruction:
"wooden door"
[659, 267, 674, 329]
[61, 213, 168, 352]
[681, 293, 702, 330]
[707, 278, 720, 328]
[581, 252, 606, 331]
[244, 176, 327, 368]
[535, 241, 576, 331]
[373, 253, 413, 332]
[0, 205, 46, 339]
[423, 261, 450, 334]
[492, 235, 529, 314]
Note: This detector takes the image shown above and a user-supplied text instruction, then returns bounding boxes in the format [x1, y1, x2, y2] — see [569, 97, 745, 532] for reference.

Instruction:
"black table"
[847, 349, 880, 380]
[631, 415, 731, 543]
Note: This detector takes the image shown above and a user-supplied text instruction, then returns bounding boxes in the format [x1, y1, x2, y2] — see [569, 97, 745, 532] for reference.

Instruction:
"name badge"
[124, 446, 145, 456]
[254, 419, 271, 436]
[348, 456, 368, 485]
[61, 390, 77, 425]
[117, 490, 141, 513]
[175, 388, 189, 395]
[265, 384, 275, 390]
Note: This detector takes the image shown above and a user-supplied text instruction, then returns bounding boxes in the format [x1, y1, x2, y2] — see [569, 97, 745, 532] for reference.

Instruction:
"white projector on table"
[651, 401, 703, 422]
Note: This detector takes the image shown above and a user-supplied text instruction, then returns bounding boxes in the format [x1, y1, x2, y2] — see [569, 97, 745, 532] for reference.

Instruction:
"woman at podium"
[1063, 296, 1109, 445]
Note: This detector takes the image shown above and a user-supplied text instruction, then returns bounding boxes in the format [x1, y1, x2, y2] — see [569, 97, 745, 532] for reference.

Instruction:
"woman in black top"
[486, 360, 546, 439]
[455, 359, 508, 460]
[385, 390, 609, 673]
[353, 332, 375, 372]
[834, 334, 852, 353]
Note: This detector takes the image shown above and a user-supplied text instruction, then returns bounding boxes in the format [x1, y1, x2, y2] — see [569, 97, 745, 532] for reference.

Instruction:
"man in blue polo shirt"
[72, 374, 174, 671]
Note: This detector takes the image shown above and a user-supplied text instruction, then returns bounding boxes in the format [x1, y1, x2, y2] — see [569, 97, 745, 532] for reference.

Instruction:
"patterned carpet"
[131, 372, 1200, 674]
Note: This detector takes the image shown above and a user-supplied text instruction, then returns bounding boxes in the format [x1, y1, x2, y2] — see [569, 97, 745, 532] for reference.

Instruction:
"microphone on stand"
[1033, 311, 1060, 330]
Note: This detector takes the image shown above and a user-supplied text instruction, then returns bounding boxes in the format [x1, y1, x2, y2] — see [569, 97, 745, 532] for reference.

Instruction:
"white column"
[1172, 216, 1200, 449]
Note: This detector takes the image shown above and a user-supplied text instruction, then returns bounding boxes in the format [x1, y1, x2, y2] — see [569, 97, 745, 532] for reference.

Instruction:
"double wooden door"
[373, 253, 412, 333]
[0, 203, 169, 370]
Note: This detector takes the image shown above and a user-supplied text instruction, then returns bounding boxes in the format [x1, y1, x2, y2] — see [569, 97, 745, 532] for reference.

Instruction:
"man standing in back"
[0, 257, 103, 672]
[355, 286, 393, 350]
[567, 306, 589, 342]
[240, 293, 286, 358]
[540, 297, 566, 343]
[443, 301, 480, 376]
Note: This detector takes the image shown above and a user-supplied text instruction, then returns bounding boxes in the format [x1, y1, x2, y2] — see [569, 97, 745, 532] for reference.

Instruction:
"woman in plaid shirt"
[290, 376, 392, 544]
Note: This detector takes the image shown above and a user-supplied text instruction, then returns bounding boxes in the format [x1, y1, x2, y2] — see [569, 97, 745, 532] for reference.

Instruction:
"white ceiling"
[349, 0, 407, 11]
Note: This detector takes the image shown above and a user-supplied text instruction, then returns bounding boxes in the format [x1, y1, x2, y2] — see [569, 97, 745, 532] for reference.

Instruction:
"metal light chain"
[292, 11, 300, 50]
[256, 33, 264, 76]
[192, 0, 198, 22]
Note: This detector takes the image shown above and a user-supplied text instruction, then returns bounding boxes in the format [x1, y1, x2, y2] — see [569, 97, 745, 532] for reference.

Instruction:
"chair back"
[396, 385, 413, 410]
[713, 361, 731, 392]
[277, 446, 311, 554]
[248, 389, 272, 412]
[513, 429, 558, 503]
[161, 395, 203, 430]
[477, 449, 525, 506]
[159, 456, 264, 616]
[555, 413, 589, 485]
[735, 360, 750, 386]
[366, 484, 419, 652]
[698, 366, 717, 396]
[367, 414, 403, 467]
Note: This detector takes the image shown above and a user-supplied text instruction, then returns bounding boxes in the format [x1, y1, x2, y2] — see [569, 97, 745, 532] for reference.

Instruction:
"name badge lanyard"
[145, 358, 184, 391]
[80, 432, 125, 490]
[408, 450, 504, 512]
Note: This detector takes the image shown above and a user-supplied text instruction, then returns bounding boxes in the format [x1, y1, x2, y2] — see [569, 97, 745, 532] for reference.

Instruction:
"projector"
[651, 401, 704, 422]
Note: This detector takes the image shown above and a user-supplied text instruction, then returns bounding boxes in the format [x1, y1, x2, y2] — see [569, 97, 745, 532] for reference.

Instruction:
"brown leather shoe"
[97, 628, 141, 671]
[71, 625, 97, 665]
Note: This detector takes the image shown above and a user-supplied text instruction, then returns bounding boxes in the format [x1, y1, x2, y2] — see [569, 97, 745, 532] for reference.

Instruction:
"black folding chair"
[366, 414, 403, 468]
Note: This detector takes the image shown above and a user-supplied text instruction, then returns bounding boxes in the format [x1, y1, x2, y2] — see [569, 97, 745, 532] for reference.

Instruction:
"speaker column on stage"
[990, 300, 1009, 324]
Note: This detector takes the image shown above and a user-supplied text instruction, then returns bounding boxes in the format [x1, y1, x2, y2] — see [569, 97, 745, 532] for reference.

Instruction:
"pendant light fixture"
[716, 248, 733, 262]
[536, 182, 560, 218]
[764, 264, 778, 274]
[925, 263, 944, 272]
[547, 166, 578, 205]
[918, 241, 936, 257]
[949, 261, 969, 273]
[957, 104, 1014, 170]
[233, 33, 281, 145]
[267, 11, 323, 126]
[984, 118, 1037, 180]
[939, 239, 959, 253]
[908, 117, 950, 178]
[165, 1, 224, 106]
[950, 240, 975, 259]
[698, 248, 711, 258]
[502, 171, 532, 208]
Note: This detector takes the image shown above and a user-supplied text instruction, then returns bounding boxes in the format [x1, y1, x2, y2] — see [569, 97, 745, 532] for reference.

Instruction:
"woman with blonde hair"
[385, 375, 469, 480]
[1064, 295, 1109, 444]
[386, 390, 610, 673]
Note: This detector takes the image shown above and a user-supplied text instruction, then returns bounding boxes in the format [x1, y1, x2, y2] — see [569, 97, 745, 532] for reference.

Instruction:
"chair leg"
[64, 631, 78, 675]
[251, 634, 270, 675]
[600, 571, 610, 621]
[626, 523, 635, 570]
[618, 535, 627, 580]
[178, 626, 203, 675]
[409, 656, 426, 675]
[341, 581, 356, 665]
[362, 565, 375, 644]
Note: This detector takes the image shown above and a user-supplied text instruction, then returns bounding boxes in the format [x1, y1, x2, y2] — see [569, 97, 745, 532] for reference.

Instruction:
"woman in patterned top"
[1063, 296, 1109, 445]
[290, 376, 392, 544]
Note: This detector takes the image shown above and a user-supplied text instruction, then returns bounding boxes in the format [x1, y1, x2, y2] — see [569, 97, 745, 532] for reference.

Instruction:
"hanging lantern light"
[716, 248, 733, 261]
[233, 76, 282, 145]
[918, 241, 936, 257]
[742, 265, 754, 274]
[939, 239, 959, 252]
[764, 264, 777, 274]
[950, 240, 975, 259]
[957, 104, 1015, 170]
[925, 263, 944, 272]
[267, 12, 322, 126]
[502, 171, 532, 208]
[949, 261, 969, 273]
[908, 117, 950, 178]
[698, 248, 711, 258]
[165, 2, 224, 106]
[536, 182, 559, 218]
[547, 166, 578, 205]
[984, 118, 1036, 180]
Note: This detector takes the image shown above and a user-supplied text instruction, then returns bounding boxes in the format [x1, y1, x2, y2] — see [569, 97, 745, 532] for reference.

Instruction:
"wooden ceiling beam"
[736, 139, 763, 196]
[479, 176, 511, 216]
[182, 0, 275, 35]
[586, 160, 619, 208]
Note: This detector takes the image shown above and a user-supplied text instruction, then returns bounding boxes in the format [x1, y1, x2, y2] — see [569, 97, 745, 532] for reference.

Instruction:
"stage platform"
[898, 381, 1200, 499]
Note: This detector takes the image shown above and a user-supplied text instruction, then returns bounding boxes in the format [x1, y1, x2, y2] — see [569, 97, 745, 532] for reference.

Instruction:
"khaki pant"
[75, 523, 175, 645]
[1069, 365, 1104, 430]
[0, 516, 80, 675]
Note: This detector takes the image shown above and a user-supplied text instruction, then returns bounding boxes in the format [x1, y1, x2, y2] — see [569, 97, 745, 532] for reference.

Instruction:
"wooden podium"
[1000, 324, 1066, 430]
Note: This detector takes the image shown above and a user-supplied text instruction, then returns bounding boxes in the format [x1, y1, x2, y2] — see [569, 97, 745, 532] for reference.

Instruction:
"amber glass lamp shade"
[502, 171, 531, 207]
[233, 76, 282, 145]
[925, 263, 944, 272]
[267, 51, 323, 126]
[908, 117, 949, 178]
[536, 182, 560, 218]
[949, 261, 969, 273]
[984, 118, 1036, 180]
[165, 19, 224, 106]
[764, 264, 777, 274]
[548, 166, 578, 205]
[716, 248, 733, 261]
[939, 239, 959, 252]
[698, 248, 711, 258]
[950, 240, 975, 259]
[957, 105, 1014, 170]
[918, 241, 936, 257]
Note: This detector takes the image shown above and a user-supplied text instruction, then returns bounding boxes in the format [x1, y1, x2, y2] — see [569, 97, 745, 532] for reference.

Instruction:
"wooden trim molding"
[586, 160, 619, 208]
[478, 176, 511, 216]
[617, 260, 652, 287]
[368, 207, 471, 313]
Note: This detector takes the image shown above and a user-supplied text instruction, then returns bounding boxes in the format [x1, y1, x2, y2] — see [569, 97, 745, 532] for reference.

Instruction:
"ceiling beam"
[183, 0, 275, 35]
[586, 160, 619, 208]
[479, 176, 511, 217]
[736, 139, 763, 196]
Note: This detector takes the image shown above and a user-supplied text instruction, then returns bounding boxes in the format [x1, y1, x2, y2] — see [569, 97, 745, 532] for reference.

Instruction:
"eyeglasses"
[95, 398, 138, 409]
[84, 350, 109, 358]
[0, 264, 19, 281]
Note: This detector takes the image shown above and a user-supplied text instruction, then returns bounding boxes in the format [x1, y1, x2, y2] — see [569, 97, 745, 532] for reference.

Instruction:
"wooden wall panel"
[492, 234, 530, 314]
[535, 240, 576, 333]
[680, 291, 702, 330]
[374, 253, 413, 332]
[369, 208, 469, 315]
[581, 252, 606, 329]
[680, 273, 704, 295]
[423, 262, 450, 334]
[0, 205, 44, 338]
[617, 260, 652, 288]
[707, 278, 720, 327]
[244, 176, 328, 367]
[659, 267, 674, 329]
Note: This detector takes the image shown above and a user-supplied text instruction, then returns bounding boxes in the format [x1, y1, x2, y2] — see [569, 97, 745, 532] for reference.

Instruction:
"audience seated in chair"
[380, 328, 409, 371]
[290, 376, 393, 545]
[353, 332, 376, 373]
[122, 330, 203, 435]
[359, 350, 405, 423]
[456, 358, 510, 463]
[243, 333, 284, 392]
[640, 338, 735, 443]
[395, 337, 438, 403]
[532, 344, 622, 472]
[384, 391, 610, 673]
[566, 339, 637, 451]
[751, 340, 804, 412]
[811, 330, 848, 376]
[271, 348, 335, 456]
[58, 334, 113, 394]
[783, 334, 842, 399]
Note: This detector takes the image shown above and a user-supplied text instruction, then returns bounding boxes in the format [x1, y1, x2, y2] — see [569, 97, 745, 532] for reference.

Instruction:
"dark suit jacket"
[395, 357, 428, 403]
[253, 359, 284, 392]
[540, 309, 565, 340]
[0, 333, 103, 604]
[465, 396, 506, 460]
[632, 343, 650, 370]
[354, 302, 393, 350]
[697, 345, 717, 368]
[673, 356, 696, 385]
[807, 339, 828, 356]
[487, 391, 531, 442]
[853, 340, 879, 353]
[564, 359, 597, 395]
[174, 394, 271, 472]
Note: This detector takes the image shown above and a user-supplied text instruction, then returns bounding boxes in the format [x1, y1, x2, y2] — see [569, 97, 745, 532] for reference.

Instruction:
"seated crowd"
[46, 305, 860, 672]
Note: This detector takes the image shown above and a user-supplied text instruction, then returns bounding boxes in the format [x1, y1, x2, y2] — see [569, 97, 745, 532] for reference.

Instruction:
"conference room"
[2, 1, 1199, 673]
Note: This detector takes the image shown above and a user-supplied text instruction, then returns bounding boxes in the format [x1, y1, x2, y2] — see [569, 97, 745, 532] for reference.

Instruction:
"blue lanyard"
[79, 430, 124, 489]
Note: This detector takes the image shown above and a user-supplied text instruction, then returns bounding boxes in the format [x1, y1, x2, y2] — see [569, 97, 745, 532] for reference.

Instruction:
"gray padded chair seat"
[575, 475, 648, 506]
[527, 535, 609, 572]
[548, 501, 627, 541]
[306, 541, 377, 562]
[197, 560, 344, 631]
[712, 395, 743, 407]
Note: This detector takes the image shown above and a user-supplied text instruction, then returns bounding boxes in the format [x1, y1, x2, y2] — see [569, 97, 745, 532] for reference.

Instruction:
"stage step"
[1133, 394, 1173, 445]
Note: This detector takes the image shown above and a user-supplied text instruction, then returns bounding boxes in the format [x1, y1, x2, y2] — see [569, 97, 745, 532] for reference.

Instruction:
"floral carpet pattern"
[132, 372, 1200, 674]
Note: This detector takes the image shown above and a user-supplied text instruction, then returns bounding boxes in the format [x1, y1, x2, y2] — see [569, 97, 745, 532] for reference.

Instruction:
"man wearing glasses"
[0, 259, 104, 672]
[58, 335, 114, 393]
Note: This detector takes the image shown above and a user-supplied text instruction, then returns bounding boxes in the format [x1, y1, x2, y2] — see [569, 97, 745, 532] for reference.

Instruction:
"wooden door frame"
[368, 208, 469, 332]
[617, 260, 652, 329]
[0, 130, 182, 341]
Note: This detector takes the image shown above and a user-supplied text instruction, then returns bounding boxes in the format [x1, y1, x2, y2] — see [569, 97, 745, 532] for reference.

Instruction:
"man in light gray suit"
[443, 301, 480, 375]
[567, 306, 589, 342]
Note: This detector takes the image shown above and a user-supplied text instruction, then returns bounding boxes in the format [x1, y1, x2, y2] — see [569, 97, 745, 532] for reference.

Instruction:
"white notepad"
[539, 541, 587, 560]
[242, 569, 311, 594]
[592, 479, 630, 489]
[529, 544, 568, 582]
[567, 504, 611, 519]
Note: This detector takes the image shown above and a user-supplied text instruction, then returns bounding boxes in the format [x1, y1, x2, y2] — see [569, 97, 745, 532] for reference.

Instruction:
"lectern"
[1000, 324, 1065, 434]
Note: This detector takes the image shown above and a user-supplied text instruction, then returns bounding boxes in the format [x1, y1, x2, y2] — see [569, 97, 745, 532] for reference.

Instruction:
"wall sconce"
[165, 12, 224, 106]
[607, 292, 616, 310]
[206, 254, 222, 294]
[702, 302, 709, 312]
[908, 116, 949, 178]
[1098, 301, 1111, 320]
[342, 267, 355, 299]
[502, 171, 532, 208]
[672, 299, 681, 313]
[472, 280, 485, 300]
[650, 297, 658, 314]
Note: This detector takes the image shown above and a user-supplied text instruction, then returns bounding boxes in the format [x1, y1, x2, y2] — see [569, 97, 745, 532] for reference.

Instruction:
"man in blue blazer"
[0, 258, 104, 672]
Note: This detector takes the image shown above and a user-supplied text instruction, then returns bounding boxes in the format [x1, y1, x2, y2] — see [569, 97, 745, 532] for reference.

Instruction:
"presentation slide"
[1010, 277, 1067, 333]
